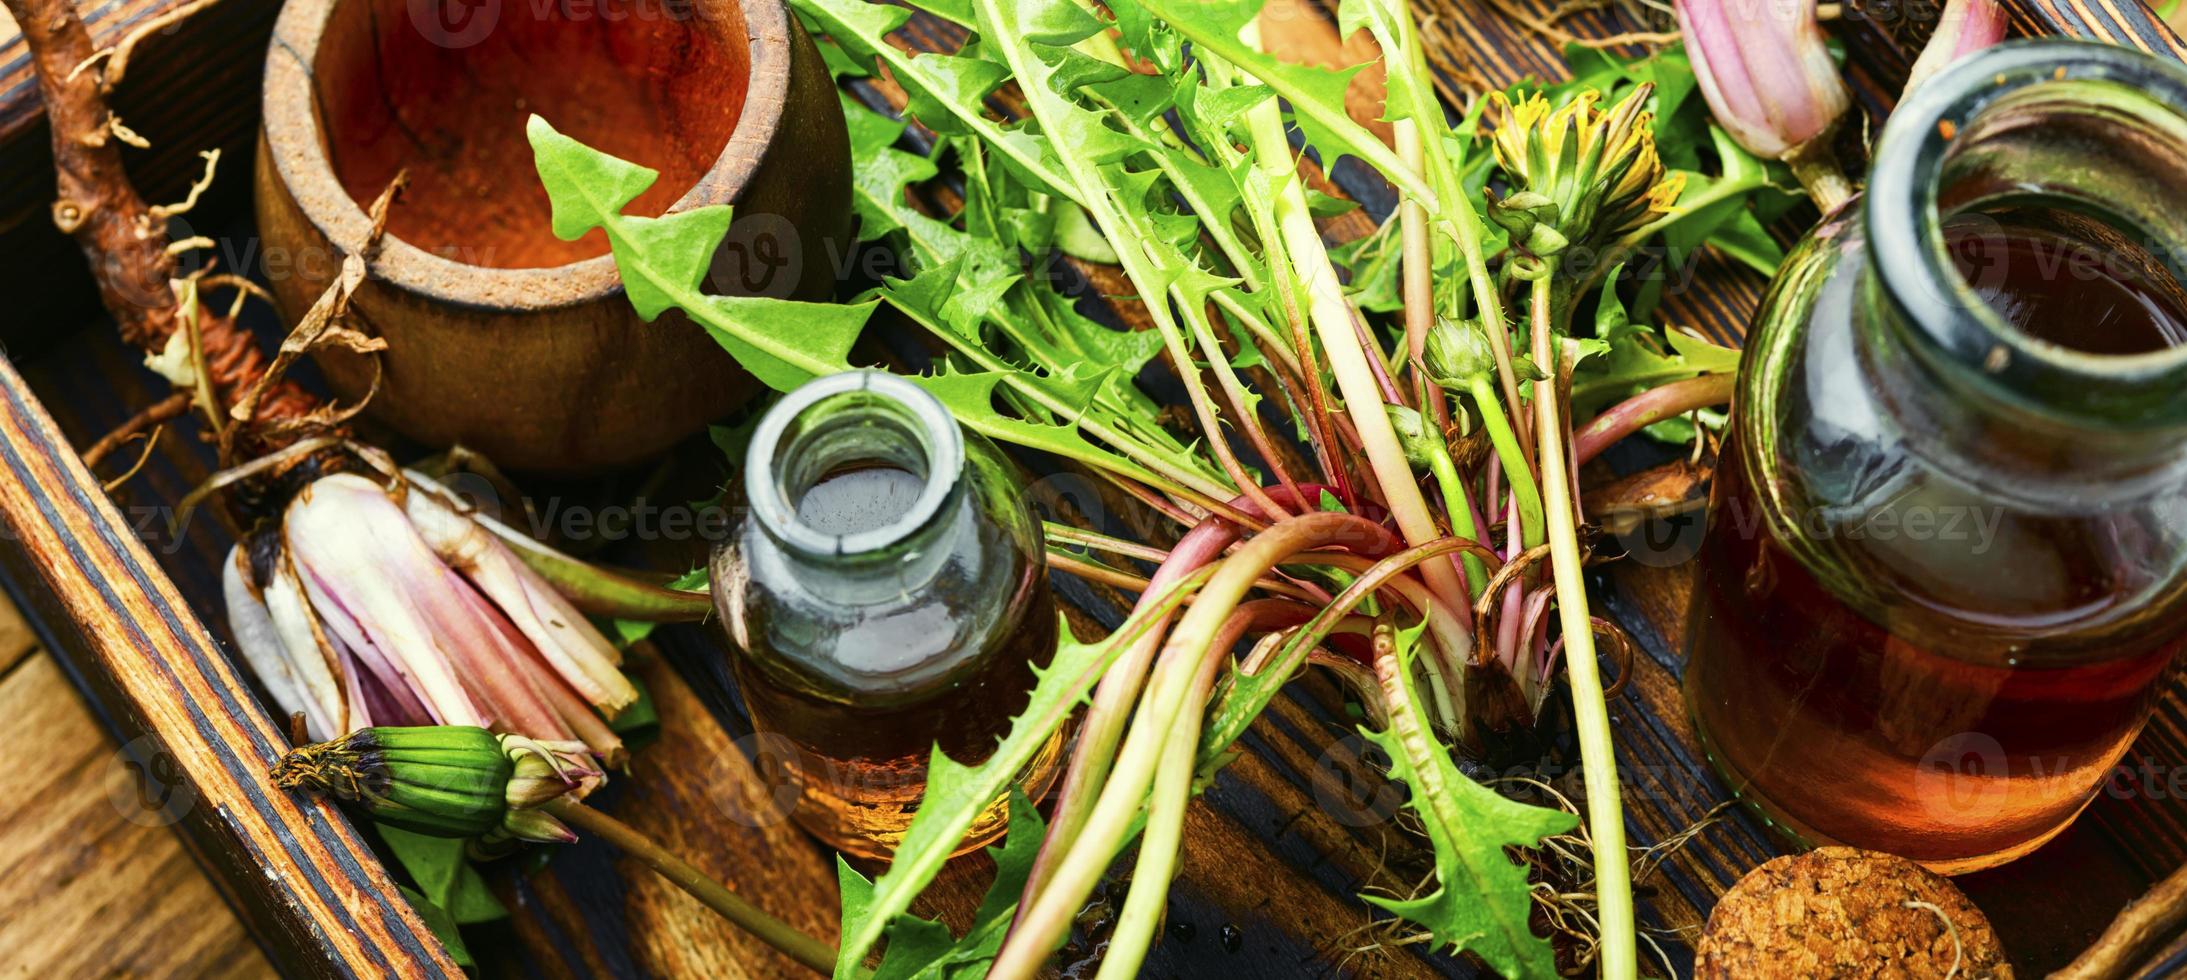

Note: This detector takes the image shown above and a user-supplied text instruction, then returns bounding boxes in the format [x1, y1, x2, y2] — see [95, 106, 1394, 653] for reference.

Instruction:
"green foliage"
[836, 788, 1046, 979]
[1130, 0, 1432, 201]
[528, 114, 1215, 497]
[530, 116, 877, 392]
[1572, 263, 1740, 424]
[1357, 624, 1578, 977]
[538, 4, 1793, 975]
[832, 576, 1209, 977]
[829, 615, 1104, 976]
[398, 886, 475, 968]
[382, 825, 508, 967]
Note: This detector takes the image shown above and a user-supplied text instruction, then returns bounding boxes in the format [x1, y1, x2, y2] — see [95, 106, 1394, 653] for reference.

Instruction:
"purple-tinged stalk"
[401, 480, 636, 713]
[1675, 0, 1856, 210]
[1234, 49, 1475, 663]
[1105, 538, 1503, 980]
[228, 472, 633, 761]
[1018, 508, 1239, 914]
[991, 512, 1416, 978]
[1021, 483, 1367, 913]
[1905, 0, 2009, 96]
[1198, 537, 1503, 762]
[1574, 372, 1737, 465]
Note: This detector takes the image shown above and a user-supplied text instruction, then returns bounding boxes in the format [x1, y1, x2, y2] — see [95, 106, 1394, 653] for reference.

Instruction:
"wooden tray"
[2, 0, 2184, 976]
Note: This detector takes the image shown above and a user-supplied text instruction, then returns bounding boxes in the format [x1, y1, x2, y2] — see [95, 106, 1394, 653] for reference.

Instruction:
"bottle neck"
[1858, 41, 2187, 501]
[745, 372, 968, 602]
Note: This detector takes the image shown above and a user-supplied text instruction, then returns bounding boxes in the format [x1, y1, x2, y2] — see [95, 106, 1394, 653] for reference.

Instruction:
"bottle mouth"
[1867, 40, 2187, 429]
[746, 372, 965, 559]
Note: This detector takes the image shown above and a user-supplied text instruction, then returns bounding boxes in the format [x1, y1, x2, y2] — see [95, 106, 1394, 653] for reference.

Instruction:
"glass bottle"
[711, 371, 1063, 860]
[1684, 41, 2187, 874]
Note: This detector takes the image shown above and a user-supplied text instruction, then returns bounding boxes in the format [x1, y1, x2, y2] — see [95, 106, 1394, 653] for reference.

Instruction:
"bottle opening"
[747, 372, 965, 559]
[1868, 40, 2187, 427]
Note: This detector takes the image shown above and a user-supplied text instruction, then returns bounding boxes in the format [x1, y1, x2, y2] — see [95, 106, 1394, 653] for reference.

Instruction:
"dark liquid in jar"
[733, 465, 1061, 860]
[1686, 205, 2187, 871]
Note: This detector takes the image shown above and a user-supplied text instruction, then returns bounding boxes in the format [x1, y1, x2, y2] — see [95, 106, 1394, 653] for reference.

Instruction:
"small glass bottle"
[712, 371, 1063, 860]
[1685, 41, 2187, 873]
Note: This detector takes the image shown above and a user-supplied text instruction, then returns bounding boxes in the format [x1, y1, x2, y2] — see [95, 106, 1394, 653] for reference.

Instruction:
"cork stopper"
[1697, 847, 2012, 978]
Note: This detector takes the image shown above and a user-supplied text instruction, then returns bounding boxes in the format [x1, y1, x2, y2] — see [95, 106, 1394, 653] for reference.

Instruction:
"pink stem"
[1018, 485, 1373, 915]
[1573, 372, 1735, 466]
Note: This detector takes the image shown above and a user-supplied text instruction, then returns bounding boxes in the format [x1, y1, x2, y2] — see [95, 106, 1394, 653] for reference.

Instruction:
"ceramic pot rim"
[259, 0, 791, 312]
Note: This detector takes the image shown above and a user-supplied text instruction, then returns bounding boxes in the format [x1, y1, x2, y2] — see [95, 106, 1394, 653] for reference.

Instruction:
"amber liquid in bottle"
[716, 373, 1064, 861]
[732, 466, 1061, 860]
[1687, 208, 2187, 872]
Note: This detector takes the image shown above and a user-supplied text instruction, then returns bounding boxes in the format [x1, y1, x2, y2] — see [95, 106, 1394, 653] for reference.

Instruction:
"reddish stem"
[1573, 372, 1736, 466]
[1018, 485, 1380, 915]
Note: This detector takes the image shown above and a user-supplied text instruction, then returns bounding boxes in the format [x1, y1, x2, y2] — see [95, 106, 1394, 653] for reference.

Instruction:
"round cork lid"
[1697, 847, 2013, 978]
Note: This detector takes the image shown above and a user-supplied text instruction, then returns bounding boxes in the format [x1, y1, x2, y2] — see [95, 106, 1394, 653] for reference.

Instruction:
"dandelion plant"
[524, 0, 1781, 974]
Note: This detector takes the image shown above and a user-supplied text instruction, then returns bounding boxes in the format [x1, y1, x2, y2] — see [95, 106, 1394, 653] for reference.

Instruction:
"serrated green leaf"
[793, 0, 1080, 203]
[529, 116, 878, 392]
[836, 787, 1047, 979]
[908, 369, 1116, 464]
[842, 94, 956, 257]
[1356, 622, 1576, 978]
[1053, 203, 1120, 264]
[1571, 263, 1739, 417]
[834, 584, 1210, 977]
[1130, 0, 1433, 204]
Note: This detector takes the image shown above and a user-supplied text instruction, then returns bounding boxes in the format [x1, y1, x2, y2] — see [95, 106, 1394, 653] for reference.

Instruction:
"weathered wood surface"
[1, 0, 2185, 977]
[0, 352, 461, 978]
[0, 637, 275, 979]
[0, 0, 276, 350]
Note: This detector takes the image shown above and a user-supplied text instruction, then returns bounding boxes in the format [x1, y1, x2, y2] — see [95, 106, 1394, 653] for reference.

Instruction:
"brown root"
[6, 0, 178, 350]
[81, 391, 189, 469]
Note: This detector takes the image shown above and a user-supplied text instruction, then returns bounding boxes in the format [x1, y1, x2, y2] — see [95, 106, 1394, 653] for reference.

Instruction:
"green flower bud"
[503, 736, 602, 809]
[1424, 318, 1496, 390]
[1385, 404, 1436, 469]
[1509, 254, 1554, 282]
[272, 726, 600, 844]
[1522, 222, 1570, 258]
[1487, 190, 1560, 242]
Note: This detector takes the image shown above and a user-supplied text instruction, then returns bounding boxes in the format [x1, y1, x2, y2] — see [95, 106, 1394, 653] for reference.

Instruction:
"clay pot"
[255, 0, 850, 475]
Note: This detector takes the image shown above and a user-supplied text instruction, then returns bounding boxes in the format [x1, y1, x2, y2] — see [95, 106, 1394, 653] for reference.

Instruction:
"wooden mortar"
[255, 0, 849, 474]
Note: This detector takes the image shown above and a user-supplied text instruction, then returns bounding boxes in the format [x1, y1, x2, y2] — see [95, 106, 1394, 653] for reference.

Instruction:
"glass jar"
[711, 371, 1063, 860]
[1684, 41, 2187, 873]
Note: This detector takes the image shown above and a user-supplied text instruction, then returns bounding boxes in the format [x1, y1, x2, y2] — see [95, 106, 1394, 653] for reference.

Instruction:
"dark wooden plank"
[0, 579, 33, 675]
[0, 351, 461, 978]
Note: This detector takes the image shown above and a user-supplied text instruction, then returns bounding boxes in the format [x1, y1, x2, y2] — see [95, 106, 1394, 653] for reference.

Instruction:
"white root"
[222, 546, 335, 740]
[401, 478, 637, 714]
[284, 474, 488, 727]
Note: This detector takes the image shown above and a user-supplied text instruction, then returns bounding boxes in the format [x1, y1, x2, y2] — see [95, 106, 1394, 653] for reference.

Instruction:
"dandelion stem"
[1529, 271, 1635, 980]
[543, 798, 837, 975]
